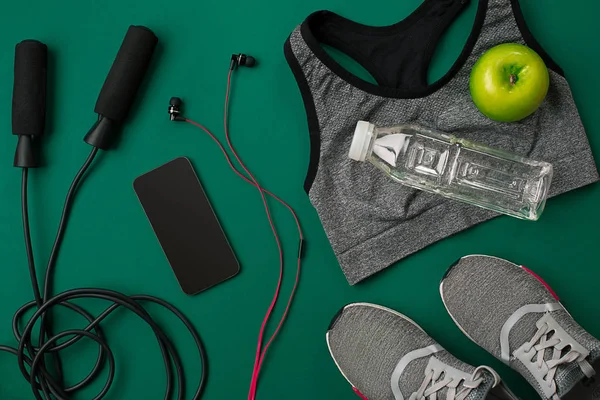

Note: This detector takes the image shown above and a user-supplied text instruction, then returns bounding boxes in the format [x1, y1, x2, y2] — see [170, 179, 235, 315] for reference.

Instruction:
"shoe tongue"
[467, 370, 495, 400]
[556, 364, 586, 396]
[509, 312, 596, 398]
[538, 339, 583, 395]
[516, 322, 597, 397]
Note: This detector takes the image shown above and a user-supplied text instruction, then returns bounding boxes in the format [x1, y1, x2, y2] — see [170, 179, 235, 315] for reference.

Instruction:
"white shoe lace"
[520, 322, 596, 400]
[410, 366, 493, 400]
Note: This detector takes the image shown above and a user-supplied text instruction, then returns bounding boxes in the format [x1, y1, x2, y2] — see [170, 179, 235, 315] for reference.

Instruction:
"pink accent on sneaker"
[353, 387, 368, 399]
[520, 265, 559, 301]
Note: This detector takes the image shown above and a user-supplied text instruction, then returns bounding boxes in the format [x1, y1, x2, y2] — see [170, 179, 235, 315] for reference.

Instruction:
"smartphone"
[134, 157, 239, 294]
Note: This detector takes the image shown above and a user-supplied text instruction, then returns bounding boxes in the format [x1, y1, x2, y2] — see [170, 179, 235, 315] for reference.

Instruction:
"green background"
[0, 0, 598, 399]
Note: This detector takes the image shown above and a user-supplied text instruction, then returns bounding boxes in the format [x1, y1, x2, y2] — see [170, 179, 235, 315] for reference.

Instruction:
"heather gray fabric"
[440, 255, 600, 399]
[286, 0, 599, 285]
[326, 303, 516, 400]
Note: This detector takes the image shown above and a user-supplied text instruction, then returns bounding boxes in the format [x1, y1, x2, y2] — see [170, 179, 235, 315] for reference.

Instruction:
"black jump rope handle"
[94, 26, 158, 122]
[12, 40, 48, 168]
[85, 25, 158, 150]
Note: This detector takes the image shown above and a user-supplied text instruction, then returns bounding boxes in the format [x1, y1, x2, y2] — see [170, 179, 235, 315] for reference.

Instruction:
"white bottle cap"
[349, 121, 375, 162]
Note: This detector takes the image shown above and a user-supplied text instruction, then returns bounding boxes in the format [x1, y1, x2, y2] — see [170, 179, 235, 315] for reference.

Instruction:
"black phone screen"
[134, 157, 239, 294]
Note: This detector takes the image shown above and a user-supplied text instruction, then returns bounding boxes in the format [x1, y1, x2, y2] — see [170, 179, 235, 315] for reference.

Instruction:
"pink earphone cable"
[184, 70, 303, 400]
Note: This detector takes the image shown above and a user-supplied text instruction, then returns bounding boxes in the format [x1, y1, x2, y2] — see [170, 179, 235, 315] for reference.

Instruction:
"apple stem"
[510, 74, 517, 86]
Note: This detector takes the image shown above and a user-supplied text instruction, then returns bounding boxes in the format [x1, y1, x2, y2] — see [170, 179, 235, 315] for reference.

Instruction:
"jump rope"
[174, 54, 305, 399]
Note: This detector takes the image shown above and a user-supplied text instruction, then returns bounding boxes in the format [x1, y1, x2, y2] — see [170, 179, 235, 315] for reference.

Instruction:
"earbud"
[241, 55, 256, 67]
[230, 53, 257, 70]
[168, 97, 184, 121]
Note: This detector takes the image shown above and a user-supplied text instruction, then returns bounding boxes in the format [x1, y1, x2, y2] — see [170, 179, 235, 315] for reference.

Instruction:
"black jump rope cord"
[1, 147, 207, 399]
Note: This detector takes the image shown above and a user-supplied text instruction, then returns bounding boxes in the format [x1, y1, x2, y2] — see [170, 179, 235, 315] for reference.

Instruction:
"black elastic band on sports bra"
[305, 2, 471, 91]
[284, 39, 321, 193]
[299, 1, 489, 99]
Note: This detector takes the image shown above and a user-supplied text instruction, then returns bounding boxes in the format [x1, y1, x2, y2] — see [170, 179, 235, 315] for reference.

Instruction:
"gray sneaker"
[440, 255, 600, 400]
[326, 303, 519, 400]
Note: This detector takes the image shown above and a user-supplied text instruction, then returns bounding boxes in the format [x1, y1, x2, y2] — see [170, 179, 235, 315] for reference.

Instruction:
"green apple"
[470, 43, 549, 122]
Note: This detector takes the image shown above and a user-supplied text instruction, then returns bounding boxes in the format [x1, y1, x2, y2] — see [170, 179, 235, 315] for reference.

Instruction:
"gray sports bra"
[285, 0, 598, 285]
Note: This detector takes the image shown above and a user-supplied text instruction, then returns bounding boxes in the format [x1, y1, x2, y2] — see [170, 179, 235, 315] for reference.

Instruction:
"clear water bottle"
[348, 121, 553, 220]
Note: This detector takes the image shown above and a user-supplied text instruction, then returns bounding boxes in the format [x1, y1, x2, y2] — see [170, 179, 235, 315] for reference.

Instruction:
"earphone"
[230, 53, 257, 69]
[169, 53, 304, 400]
[168, 96, 184, 121]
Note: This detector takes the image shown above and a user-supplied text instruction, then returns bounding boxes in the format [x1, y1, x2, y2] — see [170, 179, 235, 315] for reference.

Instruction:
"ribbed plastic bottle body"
[357, 123, 552, 220]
